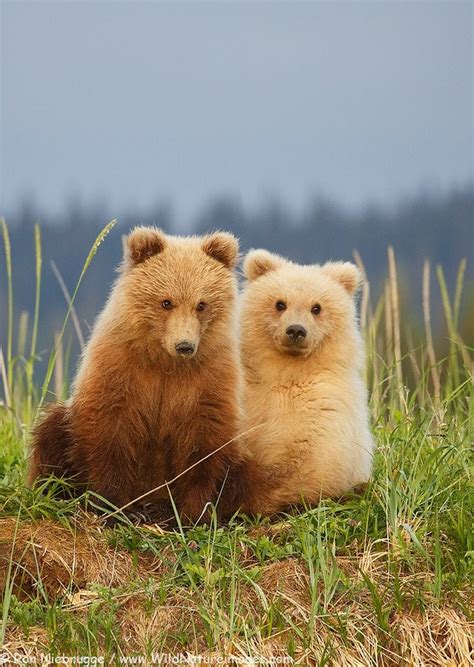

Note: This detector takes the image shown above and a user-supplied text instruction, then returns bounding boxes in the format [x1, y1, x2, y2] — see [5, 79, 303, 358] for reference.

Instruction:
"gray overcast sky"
[1, 0, 472, 222]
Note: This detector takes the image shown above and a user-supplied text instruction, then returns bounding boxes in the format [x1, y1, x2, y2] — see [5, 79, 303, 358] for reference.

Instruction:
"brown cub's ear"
[243, 249, 284, 281]
[322, 262, 362, 294]
[126, 227, 167, 266]
[201, 232, 239, 269]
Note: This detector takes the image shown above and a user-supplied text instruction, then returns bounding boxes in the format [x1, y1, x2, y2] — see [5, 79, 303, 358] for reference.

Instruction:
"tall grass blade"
[450, 258, 472, 375]
[453, 258, 466, 332]
[387, 246, 403, 399]
[29, 224, 42, 366]
[38, 219, 117, 412]
[25, 224, 43, 423]
[353, 249, 370, 332]
[368, 293, 385, 416]
[405, 326, 421, 394]
[422, 260, 441, 405]
[0, 513, 21, 646]
[51, 259, 85, 351]
[0, 346, 11, 409]
[54, 331, 64, 399]
[437, 264, 459, 389]
[1, 218, 14, 390]
[17, 311, 29, 358]
[384, 281, 393, 370]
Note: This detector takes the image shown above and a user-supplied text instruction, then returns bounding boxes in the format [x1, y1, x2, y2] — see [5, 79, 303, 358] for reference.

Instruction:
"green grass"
[0, 221, 472, 665]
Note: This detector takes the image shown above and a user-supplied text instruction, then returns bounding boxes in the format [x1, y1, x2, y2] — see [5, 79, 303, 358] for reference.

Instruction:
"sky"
[1, 0, 472, 223]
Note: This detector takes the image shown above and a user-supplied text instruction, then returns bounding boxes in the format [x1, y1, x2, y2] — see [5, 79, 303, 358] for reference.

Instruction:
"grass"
[0, 220, 473, 665]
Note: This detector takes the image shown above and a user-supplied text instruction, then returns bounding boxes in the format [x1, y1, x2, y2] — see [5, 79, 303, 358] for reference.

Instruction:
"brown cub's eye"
[162, 300, 173, 310]
[197, 302, 206, 312]
[275, 300, 287, 312]
[311, 303, 322, 315]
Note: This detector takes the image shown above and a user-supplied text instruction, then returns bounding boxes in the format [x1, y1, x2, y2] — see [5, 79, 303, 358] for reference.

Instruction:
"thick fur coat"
[29, 227, 243, 522]
[238, 250, 375, 514]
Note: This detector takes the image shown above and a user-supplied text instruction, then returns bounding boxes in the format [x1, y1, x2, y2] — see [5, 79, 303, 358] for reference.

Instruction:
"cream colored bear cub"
[240, 250, 374, 515]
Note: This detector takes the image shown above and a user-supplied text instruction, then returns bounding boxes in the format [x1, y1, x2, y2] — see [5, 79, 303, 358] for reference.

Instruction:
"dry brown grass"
[0, 515, 164, 600]
[2, 517, 472, 665]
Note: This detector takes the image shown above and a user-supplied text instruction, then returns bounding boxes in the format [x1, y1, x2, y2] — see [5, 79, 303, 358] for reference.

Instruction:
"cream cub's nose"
[286, 324, 307, 343]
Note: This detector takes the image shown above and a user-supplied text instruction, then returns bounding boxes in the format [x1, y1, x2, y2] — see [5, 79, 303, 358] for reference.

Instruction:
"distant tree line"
[0, 185, 473, 373]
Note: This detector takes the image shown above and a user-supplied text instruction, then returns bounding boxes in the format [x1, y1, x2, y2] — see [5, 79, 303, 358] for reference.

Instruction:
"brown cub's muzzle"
[175, 340, 197, 358]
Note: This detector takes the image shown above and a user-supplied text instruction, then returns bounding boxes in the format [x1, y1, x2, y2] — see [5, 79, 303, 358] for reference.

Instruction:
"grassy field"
[0, 221, 473, 666]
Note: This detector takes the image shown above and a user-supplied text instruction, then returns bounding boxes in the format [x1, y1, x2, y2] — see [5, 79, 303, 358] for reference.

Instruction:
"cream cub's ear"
[322, 261, 362, 295]
[243, 249, 284, 281]
[201, 232, 239, 269]
[126, 227, 167, 267]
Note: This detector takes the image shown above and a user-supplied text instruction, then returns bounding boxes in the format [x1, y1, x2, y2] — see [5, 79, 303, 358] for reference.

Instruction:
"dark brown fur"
[29, 404, 75, 483]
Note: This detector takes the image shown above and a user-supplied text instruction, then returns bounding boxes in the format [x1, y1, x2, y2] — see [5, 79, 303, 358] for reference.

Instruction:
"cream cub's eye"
[162, 300, 173, 310]
[197, 301, 206, 312]
[311, 303, 322, 315]
[275, 300, 287, 312]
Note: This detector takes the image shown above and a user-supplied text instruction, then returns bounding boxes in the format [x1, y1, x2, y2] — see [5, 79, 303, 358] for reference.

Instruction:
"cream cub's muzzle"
[274, 310, 318, 357]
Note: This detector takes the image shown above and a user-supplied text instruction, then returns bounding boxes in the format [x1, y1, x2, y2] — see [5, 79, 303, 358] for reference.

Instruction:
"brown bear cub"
[29, 227, 243, 523]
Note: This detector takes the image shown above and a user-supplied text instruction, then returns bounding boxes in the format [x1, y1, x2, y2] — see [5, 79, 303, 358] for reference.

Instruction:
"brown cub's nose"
[175, 341, 196, 356]
[286, 324, 307, 343]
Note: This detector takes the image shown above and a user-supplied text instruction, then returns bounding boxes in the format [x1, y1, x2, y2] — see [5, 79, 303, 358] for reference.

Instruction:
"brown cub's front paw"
[139, 500, 178, 528]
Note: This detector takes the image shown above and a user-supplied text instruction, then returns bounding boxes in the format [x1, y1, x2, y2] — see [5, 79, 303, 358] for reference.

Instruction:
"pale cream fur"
[240, 250, 374, 514]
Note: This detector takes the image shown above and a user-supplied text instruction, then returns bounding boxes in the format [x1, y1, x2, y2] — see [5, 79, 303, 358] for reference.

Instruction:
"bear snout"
[175, 340, 197, 357]
[286, 324, 307, 343]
